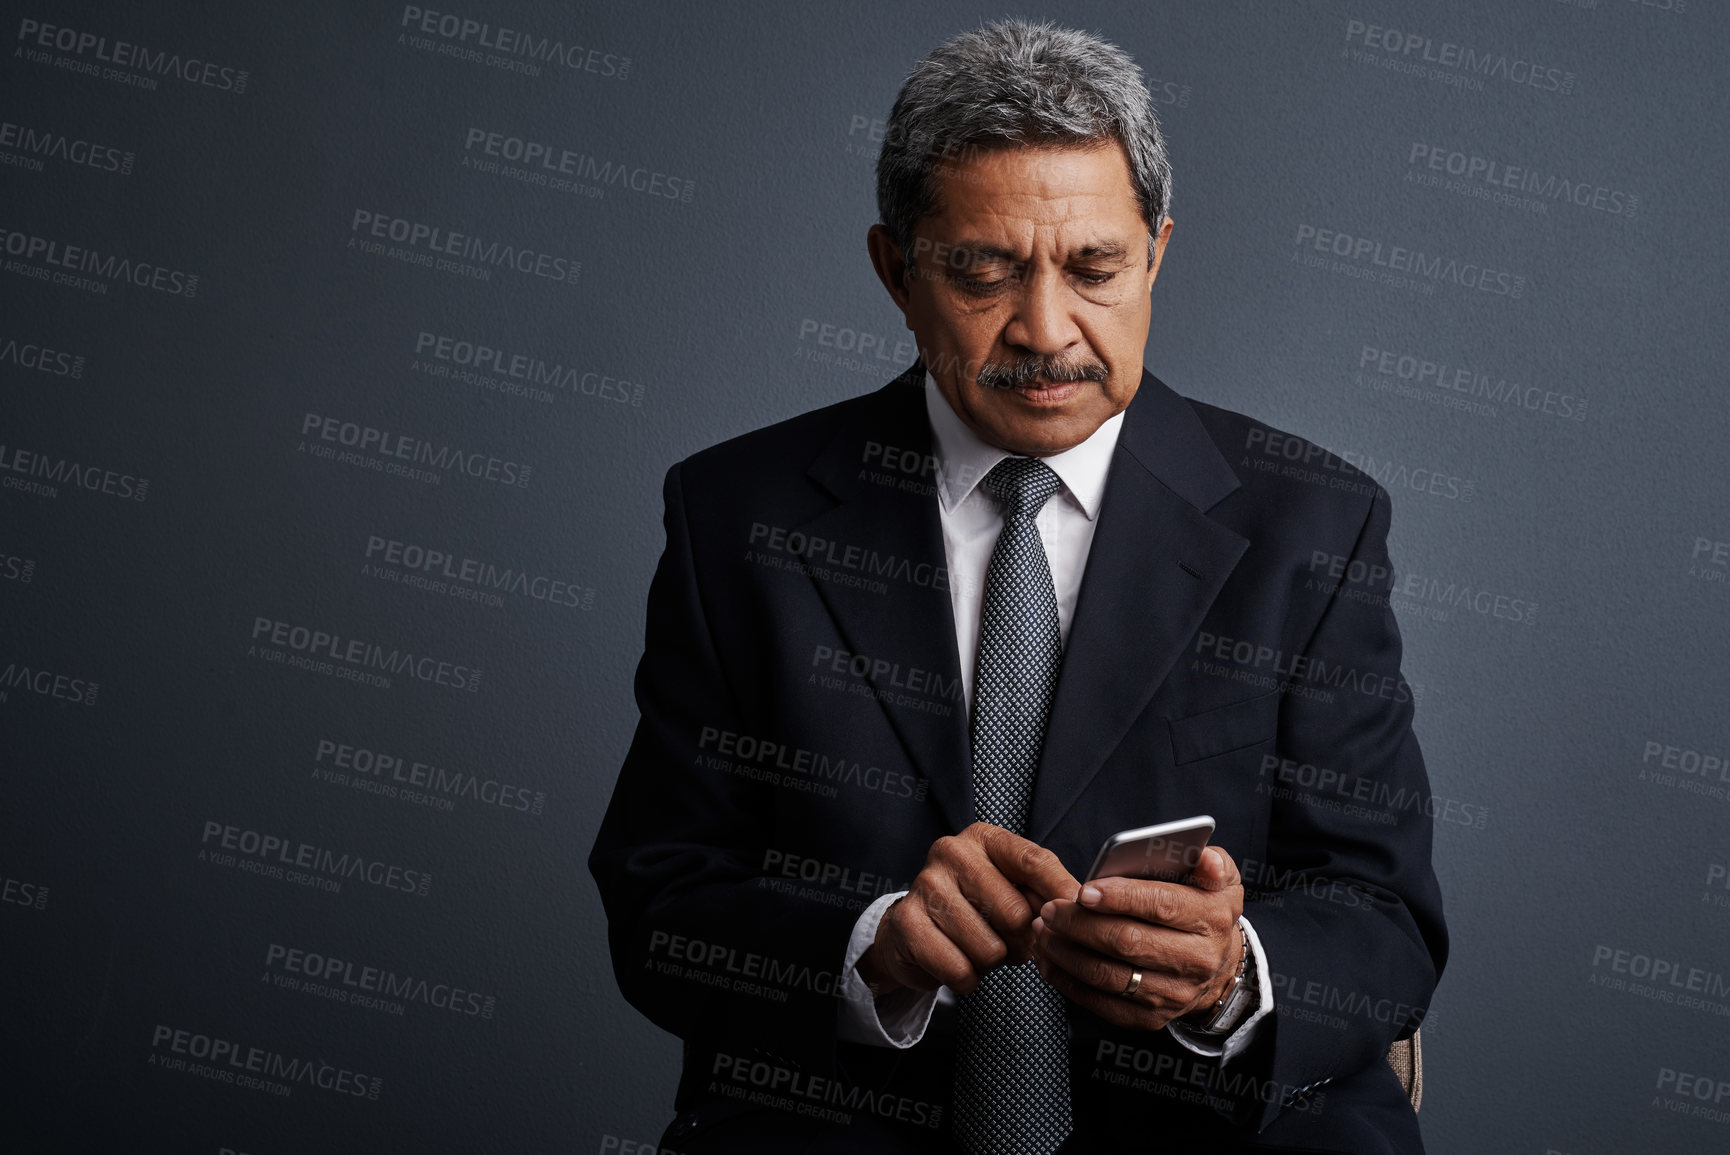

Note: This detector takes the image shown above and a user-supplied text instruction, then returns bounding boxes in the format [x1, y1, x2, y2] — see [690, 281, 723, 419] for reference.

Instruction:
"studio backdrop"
[3, 1, 1727, 1151]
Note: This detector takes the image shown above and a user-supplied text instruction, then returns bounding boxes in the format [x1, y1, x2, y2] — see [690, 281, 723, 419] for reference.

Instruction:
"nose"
[1001, 266, 1084, 358]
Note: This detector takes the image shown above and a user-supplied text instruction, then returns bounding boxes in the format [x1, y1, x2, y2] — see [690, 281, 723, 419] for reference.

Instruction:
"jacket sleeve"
[1234, 484, 1450, 1132]
[587, 462, 865, 1068]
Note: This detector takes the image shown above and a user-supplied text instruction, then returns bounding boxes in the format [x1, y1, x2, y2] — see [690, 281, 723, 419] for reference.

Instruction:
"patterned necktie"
[952, 455, 1073, 1155]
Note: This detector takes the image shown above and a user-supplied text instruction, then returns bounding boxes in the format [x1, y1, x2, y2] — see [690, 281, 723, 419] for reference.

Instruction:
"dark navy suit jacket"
[589, 361, 1448, 1154]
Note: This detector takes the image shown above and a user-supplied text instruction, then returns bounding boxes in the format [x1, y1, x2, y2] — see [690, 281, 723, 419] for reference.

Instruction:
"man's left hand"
[1030, 845, 1244, 1031]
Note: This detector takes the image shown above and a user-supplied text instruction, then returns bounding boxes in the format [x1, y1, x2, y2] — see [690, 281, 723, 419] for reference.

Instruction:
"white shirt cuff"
[1166, 914, 1274, 1065]
[837, 890, 941, 1048]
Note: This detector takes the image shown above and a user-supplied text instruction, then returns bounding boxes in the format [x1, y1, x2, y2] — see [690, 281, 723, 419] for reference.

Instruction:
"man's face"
[870, 140, 1173, 457]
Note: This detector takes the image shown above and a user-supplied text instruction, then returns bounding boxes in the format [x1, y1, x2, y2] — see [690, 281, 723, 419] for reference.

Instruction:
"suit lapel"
[796, 361, 976, 834]
[794, 365, 1250, 842]
[1028, 371, 1249, 843]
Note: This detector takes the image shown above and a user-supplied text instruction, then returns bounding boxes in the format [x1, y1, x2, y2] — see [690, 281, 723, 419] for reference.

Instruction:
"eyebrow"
[1073, 241, 1130, 262]
[943, 240, 1133, 264]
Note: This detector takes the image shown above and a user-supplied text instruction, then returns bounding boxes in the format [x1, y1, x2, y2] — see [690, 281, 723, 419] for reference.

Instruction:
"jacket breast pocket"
[1167, 690, 1281, 765]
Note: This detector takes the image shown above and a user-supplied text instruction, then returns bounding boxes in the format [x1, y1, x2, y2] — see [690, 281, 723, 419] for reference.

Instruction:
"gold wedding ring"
[1121, 969, 1143, 998]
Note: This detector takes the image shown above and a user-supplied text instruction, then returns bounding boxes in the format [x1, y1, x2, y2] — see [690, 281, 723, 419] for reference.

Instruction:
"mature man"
[590, 18, 1446, 1154]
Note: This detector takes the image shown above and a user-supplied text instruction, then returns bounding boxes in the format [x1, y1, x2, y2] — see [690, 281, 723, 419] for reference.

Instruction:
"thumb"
[1190, 846, 1238, 891]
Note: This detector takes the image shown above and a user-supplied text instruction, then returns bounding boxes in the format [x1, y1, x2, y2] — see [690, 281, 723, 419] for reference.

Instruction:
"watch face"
[1207, 989, 1240, 1032]
[1208, 947, 1255, 1031]
[1219, 984, 1255, 1030]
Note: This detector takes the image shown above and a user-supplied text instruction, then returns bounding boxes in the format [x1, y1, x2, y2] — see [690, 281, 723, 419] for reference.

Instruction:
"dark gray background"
[3, 1, 1726, 1151]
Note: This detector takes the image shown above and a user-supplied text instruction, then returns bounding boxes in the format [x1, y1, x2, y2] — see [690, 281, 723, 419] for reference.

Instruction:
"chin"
[993, 418, 1091, 456]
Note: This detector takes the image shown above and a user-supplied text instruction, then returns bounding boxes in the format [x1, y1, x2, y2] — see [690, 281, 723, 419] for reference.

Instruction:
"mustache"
[975, 355, 1109, 390]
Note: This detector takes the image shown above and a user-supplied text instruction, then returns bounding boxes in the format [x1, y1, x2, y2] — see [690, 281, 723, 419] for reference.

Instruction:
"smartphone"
[1085, 815, 1215, 883]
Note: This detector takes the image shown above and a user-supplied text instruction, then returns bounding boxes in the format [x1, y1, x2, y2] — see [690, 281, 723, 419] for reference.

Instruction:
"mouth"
[1008, 378, 1083, 405]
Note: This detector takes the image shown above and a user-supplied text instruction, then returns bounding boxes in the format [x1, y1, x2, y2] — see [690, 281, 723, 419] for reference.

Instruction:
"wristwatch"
[1187, 921, 1256, 1035]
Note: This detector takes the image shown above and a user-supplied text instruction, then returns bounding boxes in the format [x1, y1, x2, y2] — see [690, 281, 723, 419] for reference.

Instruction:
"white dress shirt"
[836, 371, 1275, 1064]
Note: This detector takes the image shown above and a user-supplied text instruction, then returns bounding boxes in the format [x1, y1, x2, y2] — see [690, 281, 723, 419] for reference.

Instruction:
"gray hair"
[876, 18, 1172, 268]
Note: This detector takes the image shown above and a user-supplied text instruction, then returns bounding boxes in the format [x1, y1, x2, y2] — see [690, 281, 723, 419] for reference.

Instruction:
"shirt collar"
[923, 369, 1124, 520]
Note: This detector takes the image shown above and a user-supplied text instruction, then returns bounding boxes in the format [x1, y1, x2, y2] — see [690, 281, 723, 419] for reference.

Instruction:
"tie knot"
[983, 456, 1063, 518]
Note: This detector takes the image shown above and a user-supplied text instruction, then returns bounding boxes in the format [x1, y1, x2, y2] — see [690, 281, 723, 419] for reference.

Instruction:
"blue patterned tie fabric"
[952, 455, 1073, 1155]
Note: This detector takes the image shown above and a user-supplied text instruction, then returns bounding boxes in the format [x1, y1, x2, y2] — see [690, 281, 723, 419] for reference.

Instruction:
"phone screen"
[1085, 816, 1214, 883]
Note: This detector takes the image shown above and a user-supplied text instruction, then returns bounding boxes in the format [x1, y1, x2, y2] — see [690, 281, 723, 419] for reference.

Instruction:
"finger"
[1033, 921, 1192, 1010]
[974, 824, 1079, 903]
[1038, 901, 1218, 987]
[921, 877, 1011, 973]
[1002, 884, 1048, 963]
[951, 855, 1039, 946]
[1072, 877, 1226, 933]
[1032, 945, 1168, 1032]
[893, 898, 983, 995]
[1039, 899, 1162, 964]
[1187, 845, 1242, 892]
[928, 835, 1036, 955]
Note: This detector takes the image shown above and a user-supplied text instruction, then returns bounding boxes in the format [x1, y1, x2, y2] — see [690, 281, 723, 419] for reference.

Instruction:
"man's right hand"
[855, 822, 1080, 998]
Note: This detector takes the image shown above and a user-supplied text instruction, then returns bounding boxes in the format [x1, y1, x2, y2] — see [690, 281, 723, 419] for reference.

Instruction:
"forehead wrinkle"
[942, 231, 1135, 265]
[947, 199, 1140, 259]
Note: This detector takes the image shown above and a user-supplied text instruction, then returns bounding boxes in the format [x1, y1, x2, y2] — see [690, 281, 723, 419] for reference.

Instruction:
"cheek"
[926, 328, 998, 379]
[1096, 322, 1149, 385]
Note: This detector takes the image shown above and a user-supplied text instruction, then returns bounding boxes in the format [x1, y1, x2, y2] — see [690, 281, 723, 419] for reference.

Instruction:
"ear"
[1146, 216, 1175, 291]
[868, 224, 915, 315]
